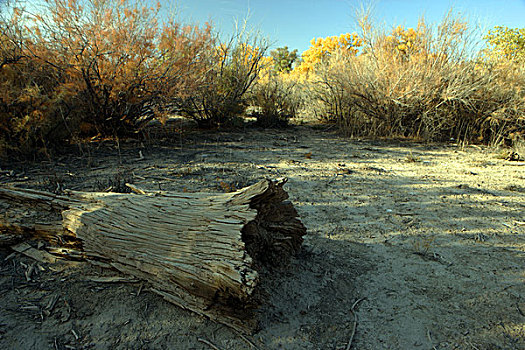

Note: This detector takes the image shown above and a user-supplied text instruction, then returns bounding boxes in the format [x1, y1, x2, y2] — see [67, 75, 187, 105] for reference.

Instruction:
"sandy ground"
[1, 125, 524, 349]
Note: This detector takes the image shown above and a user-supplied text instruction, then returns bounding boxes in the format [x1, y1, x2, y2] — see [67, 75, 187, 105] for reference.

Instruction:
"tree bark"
[0, 179, 306, 332]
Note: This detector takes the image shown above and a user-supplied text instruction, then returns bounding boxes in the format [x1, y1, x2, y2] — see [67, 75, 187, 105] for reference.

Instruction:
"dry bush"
[177, 26, 268, 128]
[475, 61, 525, 146]
[0, 2, 74, 157]
[0, 53, 73, 156]
[312, 10, 525, 143]
[29, 0, 214, 136]
[249, 71, 304, 127]
[0, 0, 215, 157]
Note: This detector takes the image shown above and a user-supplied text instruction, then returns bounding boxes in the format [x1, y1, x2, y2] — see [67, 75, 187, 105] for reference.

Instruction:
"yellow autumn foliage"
[484, 26, 525, 62]
[295, 33, 362, 75]
[385, 25, 423, 56]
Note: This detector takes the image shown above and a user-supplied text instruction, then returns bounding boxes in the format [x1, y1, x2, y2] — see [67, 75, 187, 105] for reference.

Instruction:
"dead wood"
[0, 179, 306, 332]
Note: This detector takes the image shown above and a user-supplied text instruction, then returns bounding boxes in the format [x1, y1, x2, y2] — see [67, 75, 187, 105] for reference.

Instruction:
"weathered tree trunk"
[0, 179, 306, 332]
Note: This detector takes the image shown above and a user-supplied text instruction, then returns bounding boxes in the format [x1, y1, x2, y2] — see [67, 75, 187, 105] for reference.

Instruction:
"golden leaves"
[484, 26, 525, 62]
[295, 32, 362, 75]
[386, 25, 424, 56]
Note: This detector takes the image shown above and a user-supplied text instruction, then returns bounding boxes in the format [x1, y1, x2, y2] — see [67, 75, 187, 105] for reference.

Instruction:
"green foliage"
[270, 46, 298, 73]
[484, 26, 525, 62]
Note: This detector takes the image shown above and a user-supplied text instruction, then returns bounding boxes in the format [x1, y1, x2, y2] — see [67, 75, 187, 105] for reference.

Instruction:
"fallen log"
[0, 179, 306, 332]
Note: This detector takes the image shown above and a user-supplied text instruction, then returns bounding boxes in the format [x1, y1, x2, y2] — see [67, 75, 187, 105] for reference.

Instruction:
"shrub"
[249, 70, 303, 127]
[484, 26, 525, 63]
[295, 33, 361, 76]
[310, 11, 525, 143]
[31, 0, 214, 135]
[481, 26, 525, 146]
[177, 27, 268, 128]
[0, 53, 73, 156]
[0, 2, 74, 157]
[0, 0, 216, 157]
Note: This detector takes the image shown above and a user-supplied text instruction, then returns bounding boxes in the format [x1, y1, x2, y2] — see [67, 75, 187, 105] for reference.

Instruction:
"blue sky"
[174, 0, 525, 54]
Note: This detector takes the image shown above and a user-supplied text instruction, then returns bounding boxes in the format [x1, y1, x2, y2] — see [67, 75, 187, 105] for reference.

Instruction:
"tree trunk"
[0, 179, 306, 332]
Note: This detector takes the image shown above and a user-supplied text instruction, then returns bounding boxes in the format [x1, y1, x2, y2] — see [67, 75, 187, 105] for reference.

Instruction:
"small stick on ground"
[346, 297, 366, 350]
[237, 332, 260, 349]
[198, 338, 222, 350]
[136, 282, 143, 297]
[427, 328, 438, 350]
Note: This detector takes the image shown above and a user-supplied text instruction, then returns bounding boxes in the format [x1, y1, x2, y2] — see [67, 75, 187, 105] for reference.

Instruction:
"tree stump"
[0, 179, 306, 332]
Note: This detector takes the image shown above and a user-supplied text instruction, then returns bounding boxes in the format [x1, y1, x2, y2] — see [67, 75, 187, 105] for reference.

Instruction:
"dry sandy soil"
[1, 125, 524, 349]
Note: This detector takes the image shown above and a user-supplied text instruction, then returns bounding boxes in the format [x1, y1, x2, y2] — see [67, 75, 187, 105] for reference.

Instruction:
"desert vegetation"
[0, 0, 523, 157]
[308, 11, 524, 146]
[1, 2, 524, 348]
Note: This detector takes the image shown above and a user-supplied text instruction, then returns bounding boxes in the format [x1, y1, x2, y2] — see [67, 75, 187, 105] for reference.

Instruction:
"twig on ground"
[136, 282, 144, 297]
[125, 183, 147, 194]
[466, 342, 480, 350]
[426, 328, 438, 350]
[238, 333, 259, 349]
[516, 303, 525, 317]
[86, 276, 139, 283]
[198, 338, 222, 350]
[11, 242, 59, 263]
[351, 297, 366, 311]
[346, 297, 366, 350]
